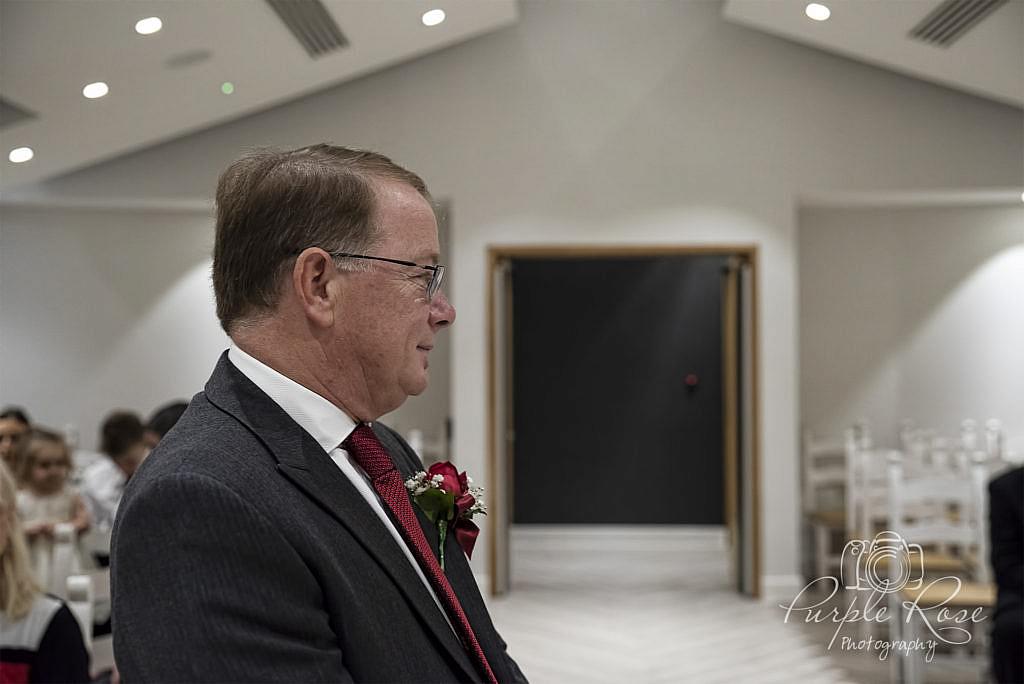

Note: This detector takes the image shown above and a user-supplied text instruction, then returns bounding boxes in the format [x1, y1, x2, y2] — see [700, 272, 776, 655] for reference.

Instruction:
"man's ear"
[292, 248, 338, 329]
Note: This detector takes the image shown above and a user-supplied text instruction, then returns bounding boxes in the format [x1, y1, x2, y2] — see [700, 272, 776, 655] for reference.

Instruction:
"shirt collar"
[227, 344, 357, 453]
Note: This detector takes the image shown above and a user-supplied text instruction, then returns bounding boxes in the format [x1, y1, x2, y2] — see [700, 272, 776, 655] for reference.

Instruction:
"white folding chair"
[887, 450, 993, 684]
[65, 574, 93, 651]
[846, 437, 888, 543]
[802, 430, 846, 579]
[844, 445, 897, 643]
[66, 570, 115, 677]
[48, 522, 78, 598]
[984, 419, 1003, 461]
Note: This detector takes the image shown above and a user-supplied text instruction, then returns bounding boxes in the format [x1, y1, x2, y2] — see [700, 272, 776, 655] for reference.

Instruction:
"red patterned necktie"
[344, 423, 498, 684]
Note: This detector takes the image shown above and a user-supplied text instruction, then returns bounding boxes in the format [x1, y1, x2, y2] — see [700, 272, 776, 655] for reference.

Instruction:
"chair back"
[886, 450, 989, 583]
[802, 430, 845, 514]
[845, 427, 888, 541]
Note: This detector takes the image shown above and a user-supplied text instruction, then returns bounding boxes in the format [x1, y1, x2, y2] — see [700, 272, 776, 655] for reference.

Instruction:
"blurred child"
[15, 428, 90, 594]
[0, 461, 90, 682]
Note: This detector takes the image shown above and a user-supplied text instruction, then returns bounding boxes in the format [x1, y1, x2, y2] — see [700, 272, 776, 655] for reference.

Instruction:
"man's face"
[331, 180, 455, 418]
[116, 441, 149, 479]
[143, 429, 161, 449]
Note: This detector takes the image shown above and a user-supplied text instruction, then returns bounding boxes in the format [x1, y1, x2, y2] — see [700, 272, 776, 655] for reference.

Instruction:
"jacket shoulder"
[126, 392, 273, 497]
[990, 466, 1024, 501]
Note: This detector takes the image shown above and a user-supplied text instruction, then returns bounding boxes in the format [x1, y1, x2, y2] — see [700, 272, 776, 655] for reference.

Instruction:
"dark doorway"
[510, 256, 727, 525]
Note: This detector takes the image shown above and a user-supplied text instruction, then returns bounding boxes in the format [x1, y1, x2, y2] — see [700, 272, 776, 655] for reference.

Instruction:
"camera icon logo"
[841, 530, 924, 594]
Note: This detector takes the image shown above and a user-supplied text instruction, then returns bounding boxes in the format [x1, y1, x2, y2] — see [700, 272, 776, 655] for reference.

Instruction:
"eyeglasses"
[329, 252, 446, 301]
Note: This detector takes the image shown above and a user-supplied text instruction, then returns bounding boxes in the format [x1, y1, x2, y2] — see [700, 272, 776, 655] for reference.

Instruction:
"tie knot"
[344, 423, 397, 481]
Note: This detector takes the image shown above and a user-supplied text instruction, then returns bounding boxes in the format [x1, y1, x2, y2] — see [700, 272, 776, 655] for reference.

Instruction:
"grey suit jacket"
[112, 352, 527, 683]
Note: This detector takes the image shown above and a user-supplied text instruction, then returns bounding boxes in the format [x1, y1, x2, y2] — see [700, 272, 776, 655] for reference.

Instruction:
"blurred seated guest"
[64, 425, 104, 491]
[0, 462, 90, 683]
[15, 429, 90, 595]
[989, 465, 1023, 684]
[81, 412, 148, 533]
[142, 401, 188, 449]
[0, 407, 30, 473]
[67, 448, 104, 492]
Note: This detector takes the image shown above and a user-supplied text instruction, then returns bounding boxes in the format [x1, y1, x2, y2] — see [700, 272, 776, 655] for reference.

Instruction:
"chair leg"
[905, 599, 919, 684]
[814, 524, 829, 580]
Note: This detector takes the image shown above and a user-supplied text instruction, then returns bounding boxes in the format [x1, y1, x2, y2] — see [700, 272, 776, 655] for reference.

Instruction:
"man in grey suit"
[112, 144, 527, 683]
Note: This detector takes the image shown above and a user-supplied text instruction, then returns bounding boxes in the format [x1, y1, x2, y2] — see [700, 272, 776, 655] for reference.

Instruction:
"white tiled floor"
[485, 526, 853, 684]
[484, 526, 989, 684]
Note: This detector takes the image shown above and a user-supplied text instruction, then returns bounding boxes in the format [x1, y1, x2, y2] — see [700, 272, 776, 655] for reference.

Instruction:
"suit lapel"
[203, 353, 480, 683]
[444, 536, 511, 681]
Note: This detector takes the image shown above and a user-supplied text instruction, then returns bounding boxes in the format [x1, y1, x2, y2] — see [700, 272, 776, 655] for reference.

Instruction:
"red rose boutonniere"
[404, 462, 486, 571]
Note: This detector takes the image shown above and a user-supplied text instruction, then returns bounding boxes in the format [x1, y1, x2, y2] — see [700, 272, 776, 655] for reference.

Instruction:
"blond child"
[1, 461, 90, 681]
[15, 428, 90, 595]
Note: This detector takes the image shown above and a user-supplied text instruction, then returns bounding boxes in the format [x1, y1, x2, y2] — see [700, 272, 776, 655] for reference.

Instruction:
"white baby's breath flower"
[406, 471, 431, 494]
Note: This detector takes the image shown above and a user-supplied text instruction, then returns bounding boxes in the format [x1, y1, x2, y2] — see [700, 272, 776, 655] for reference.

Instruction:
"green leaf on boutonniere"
[414, 487, 455, 523]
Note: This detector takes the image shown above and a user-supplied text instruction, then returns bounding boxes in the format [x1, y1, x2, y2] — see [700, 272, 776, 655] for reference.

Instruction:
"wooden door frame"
[486, 244, 762, 599]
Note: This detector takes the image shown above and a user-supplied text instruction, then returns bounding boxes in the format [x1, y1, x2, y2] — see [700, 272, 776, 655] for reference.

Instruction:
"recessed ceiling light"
[8, 147, 34, 163]
[1020, 190, 1024, 203]
[422, 9, 446, 27]
[83, 82, 109, 99]
[135, 16, 162, 35]
[221, 82, 235, 95]
[805, 3, 831, 21]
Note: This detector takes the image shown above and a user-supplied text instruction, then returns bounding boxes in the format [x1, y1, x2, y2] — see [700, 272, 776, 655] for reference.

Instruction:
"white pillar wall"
[2, 1, 1022, 592]
[799, 204, 1024, 453]
[0, 206, 228, 448]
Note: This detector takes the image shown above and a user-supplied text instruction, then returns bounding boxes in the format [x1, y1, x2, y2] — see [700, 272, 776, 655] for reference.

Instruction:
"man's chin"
[407, 377, 429, 397]
[398, 371, 429, 400]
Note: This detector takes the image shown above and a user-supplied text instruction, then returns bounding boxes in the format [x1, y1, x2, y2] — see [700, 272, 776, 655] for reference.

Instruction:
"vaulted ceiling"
[0, 0, 518, 191]
[723, 0, 1022, 108]
[1, 0, 1019, 195]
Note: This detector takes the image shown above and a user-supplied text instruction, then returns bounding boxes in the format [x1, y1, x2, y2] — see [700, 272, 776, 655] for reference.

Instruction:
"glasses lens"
[428, 266, 445, 300]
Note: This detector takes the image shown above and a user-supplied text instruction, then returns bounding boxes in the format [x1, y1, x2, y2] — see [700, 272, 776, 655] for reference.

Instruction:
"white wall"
[2, 1, 1022, 589]
[0, 203, 452, 453]
[799, 204, 1024, 455]
[0, 206, 227, 446]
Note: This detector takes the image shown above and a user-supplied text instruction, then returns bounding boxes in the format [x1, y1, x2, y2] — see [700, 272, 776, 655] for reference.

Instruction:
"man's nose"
[429, 290, 455, 329]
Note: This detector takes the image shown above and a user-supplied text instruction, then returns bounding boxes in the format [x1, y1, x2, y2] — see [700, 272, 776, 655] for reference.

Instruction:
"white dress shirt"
[81, 457, 126, 531]
[227, 345, 453, 630]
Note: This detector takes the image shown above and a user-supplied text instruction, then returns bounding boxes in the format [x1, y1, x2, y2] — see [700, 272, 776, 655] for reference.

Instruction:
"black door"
[511, 256, 726, 524]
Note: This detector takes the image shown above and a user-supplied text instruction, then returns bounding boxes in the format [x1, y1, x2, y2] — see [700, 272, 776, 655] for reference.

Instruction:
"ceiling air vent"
[265, 0, 349, 58]
[0, 97, 37, 129]
[908, 0, 1009, 47]
[166, 49, 213, 70]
